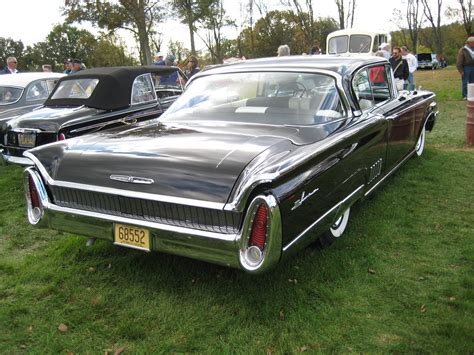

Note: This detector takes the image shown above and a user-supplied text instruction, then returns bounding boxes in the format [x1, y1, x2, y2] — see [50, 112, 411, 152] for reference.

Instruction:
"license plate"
[18, 133, 36, 147]
[114, 223, 150, 251]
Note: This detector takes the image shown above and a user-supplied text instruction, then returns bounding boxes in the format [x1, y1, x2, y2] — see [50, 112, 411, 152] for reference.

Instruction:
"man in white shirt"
[1, 57, 19, 74]
[401, 46, 418, 90]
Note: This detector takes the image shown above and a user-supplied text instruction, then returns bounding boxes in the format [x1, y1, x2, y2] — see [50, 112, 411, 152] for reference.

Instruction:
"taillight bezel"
[24, 167, 48, 225]
[239, 194, 282, 273]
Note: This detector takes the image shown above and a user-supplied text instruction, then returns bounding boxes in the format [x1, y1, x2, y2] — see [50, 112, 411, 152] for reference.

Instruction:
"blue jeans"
[462, 66, 474, 98]
[404, 72, 415, 90]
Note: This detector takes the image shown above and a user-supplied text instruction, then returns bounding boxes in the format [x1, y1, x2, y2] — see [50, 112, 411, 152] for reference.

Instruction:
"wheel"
[415, 124, 426, 157]
[316, 207, 351, 248]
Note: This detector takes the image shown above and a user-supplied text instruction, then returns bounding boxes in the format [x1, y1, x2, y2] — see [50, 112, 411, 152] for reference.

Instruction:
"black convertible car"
[24, 56, 438, 273]
[1, 65, 185, 165]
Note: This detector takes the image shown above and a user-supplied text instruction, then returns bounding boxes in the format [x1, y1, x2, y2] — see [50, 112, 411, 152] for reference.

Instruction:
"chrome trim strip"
[46, 202, 237, 241]
[364, 149, 415, 197]
[283, 185, 364, 252]
[23, 151, 226, 210]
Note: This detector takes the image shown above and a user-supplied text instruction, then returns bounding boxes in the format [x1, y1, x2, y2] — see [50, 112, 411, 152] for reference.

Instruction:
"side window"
[131, 73, 157, 105]
[26, 81, 49, 101]
[352, 69, 374, 111]
[45, 79, 59, 94]
[368, 65, 392, 104]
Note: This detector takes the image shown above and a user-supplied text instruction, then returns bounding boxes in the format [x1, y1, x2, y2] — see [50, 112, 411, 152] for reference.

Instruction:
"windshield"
[0, 86, 23, 105]
[328, 35, 348, 54]
[161, 72, 345, 126]
[51, 78, 99, 100]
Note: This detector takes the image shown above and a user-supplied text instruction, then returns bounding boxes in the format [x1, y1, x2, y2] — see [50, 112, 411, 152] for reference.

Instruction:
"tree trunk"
[136, 0, 152, 64]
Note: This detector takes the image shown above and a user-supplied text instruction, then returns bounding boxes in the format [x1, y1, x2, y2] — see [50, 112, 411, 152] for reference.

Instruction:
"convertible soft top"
[44, 66, 179, 111]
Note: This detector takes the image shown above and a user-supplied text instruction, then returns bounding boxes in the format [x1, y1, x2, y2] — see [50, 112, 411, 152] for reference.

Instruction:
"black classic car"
[24, 56, 438, 273]
[0, 72, 64, 121]
[1, 65, 185, 165]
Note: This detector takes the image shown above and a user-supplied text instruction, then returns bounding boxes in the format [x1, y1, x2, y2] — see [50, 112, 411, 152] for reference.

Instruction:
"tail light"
[58, 133, 66, 141]
[24, 168, 46, 225]
[249, 204, 267, 249]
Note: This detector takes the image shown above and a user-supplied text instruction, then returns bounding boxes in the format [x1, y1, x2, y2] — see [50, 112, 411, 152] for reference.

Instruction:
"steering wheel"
[293, 82, 308, 98]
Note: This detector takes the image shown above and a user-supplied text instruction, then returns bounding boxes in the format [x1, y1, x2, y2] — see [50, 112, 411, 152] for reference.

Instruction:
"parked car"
[0, 72, 64, 122]
[1, 65, 186, 165]
[417, 53, 440, 70]
[24, 56, 438, 273]
[326, 29, 390, 56]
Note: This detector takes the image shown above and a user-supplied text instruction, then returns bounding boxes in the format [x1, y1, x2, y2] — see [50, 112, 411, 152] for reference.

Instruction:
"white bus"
[326, 29, 390, 56]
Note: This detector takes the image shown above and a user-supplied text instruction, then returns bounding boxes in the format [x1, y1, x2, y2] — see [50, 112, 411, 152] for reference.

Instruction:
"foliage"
[237, 11, 338, 58]
[0, 24, 136, 72]
[391, 22, 466, 63]
[167, 40, 190, 64]
[63, 0, 165, 65]
[0, 38, 25, 70]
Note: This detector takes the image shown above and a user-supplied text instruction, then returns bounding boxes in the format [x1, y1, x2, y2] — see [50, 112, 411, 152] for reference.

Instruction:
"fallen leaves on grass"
[420, 304, 427, 313]
[58, 323, 68, 332]
[368, 268, 376, 274]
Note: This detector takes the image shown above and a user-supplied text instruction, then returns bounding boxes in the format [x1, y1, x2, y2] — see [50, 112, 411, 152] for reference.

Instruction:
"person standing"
[456, 36, 474, 99]
[401, 46, 418, 90]
[70, 59, 84, 74]
[389, 47, 409, 90]
[186, 55, 200, 79]
[0, 57, 19, 74]
[277, 45, 290, 56]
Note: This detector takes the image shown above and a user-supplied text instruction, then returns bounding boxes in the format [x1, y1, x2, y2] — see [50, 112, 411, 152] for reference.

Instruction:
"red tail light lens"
[58, 133, 66, 141]
[29, 175, 40, 209]
[249, 204, 267, 249]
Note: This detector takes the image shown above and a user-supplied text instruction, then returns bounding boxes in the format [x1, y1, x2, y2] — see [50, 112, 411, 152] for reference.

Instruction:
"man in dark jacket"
[456, 36, 474, 99]
[389, 47, 409, 90]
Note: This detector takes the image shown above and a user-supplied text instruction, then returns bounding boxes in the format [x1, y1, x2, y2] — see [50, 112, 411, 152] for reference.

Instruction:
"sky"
[0, 0, 461, 56]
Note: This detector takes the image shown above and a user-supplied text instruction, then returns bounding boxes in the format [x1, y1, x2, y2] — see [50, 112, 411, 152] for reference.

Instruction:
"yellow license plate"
[18, 133, 36, 147]
[114, 224, 150, 251]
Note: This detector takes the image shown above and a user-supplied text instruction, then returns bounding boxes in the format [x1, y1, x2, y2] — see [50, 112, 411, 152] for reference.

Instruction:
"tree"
[197, 0, 234, 63]
[63, 0, 165, 64]
[20, 25, 136, 71]
[0, 38, 24, 69]
[167, 40, 190, 63]
[334, 0, 356, 29]
[458, 0, 473, 35]
[406, 0, 424, 52]
[170, 0, 211, 55]
[420, 0, 443, 54]
[280, 0, 316, 45]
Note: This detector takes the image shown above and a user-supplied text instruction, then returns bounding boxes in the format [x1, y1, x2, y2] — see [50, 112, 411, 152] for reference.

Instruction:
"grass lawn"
[0, 66, 473, 353]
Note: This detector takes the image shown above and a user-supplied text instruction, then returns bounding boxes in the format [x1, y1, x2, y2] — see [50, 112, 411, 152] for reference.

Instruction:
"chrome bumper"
[42, 204, 242, 268]
[1, 149, 33, 166]
[24, 167, 283, 273]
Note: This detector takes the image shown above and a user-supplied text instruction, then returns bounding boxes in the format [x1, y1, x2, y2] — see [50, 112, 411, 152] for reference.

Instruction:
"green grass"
[0, 66, 473, 353]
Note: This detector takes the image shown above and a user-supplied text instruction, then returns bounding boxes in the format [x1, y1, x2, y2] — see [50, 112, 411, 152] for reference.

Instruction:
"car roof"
[44, 65, 180, 111]
[0, 72, 65, 88]
[198, 55, 388, 78]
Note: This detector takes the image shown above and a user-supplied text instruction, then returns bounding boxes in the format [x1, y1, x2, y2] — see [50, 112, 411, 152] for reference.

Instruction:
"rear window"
[162, 71, 345, 126]
[349, 35, 371, 53]
[51, 78, 99, 100]
[0, 86, 23, 105]
[328, 35, 348, 54]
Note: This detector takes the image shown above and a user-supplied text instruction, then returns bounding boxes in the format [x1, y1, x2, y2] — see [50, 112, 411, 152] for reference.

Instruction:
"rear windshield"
[0, 86, 23, 105]
[51, 78, 99, 100]
[162, 72, 345, 126]
[349, 35, 371, 53]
